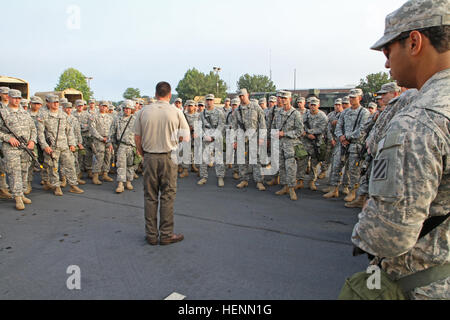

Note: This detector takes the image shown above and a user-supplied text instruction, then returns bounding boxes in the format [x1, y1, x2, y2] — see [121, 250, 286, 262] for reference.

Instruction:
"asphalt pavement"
[0, 170, 368, 300]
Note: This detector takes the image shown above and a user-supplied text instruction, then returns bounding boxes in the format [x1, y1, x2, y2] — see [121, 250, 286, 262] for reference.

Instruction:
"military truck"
[35, 88, 83, 104]
[0, 76, 30, 99]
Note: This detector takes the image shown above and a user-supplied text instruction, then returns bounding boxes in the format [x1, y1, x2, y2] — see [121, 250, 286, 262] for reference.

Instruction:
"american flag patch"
[372, 159, 388, 180]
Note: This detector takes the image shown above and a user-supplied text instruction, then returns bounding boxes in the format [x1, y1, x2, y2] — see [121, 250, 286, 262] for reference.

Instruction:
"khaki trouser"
[143, 152, 178, 240]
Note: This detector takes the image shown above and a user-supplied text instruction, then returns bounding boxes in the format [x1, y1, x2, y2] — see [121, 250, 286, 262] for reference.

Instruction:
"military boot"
[60, 176, 67, 188]
[256, 182, 266, 191]
[322, 186, 332, 193]
[233, 172, 240, 180]
[15, 197, 25, 210]
[344, 185, 359, 202]
[179, 169, 189, 178]
[191, 164, 199, 173]
[318, 171, 327, 180]
[323, 186, 339, 199]
[101, 172, 114, 182]
[87, 170, 93, 179]
[126, 181, 134, 190]
[218, 177, 224, 187]
[77, 172, 84, 180]
[0, 188, 12, 199]
[54, 187, 63, 196]
[92, 173, 102, 185]
[77, 177, 86, 185]
[345, 195, 367, 208]
[295, 180, 304, 190]
[197, 178, 207, 185]
[275, 185, 289, 196]
[267, 176, 279, 186]
[116, 182, 124, 193]
[24, 182, 32, 195]
[69, 185, 84, 194]
[289, 187, 298, 201]
[22, 196, 32, 204]
[134, 172, 139, 179]
[236, 181, 248, 189]
[309, 180, 317, 191]
[342, 186, 350, 195]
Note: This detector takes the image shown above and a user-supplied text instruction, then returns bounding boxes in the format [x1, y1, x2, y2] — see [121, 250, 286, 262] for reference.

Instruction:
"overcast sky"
[2, 0, 407, 101]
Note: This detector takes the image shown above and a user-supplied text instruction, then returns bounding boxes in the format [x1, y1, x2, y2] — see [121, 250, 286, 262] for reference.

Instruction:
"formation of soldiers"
[0, 82, 404, 210]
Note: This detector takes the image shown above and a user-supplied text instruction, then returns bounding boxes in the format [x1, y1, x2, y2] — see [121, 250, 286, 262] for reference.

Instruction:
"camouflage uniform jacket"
[200, 107, 225, 140]
[327, 110, 342, 142]
[351, 68, 450, 299]
[37, 110, 75, 150]
[302, 110, 328, 145]
[90, 112, 114, 142]
[0, 106, 37, 147]
[273, 107, 304, 143]
[66, 114, 83, 146]
[184, 112, 200, 132]
[335, 106, 370, 153]
[232, 102, 267, 139]
[73, 110, 92, 134]
[111, 114, 136, 147]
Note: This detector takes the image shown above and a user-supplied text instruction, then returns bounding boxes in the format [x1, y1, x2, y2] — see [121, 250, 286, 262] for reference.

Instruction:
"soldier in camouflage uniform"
[0, 87, 11, 198]
[297, 97, 328, 191]
[111, 100, 136, 193]
[73, 99, 94, 179]
[265, 95, 282, 187]
[0, 90, 37, 210]
[90, 101, 114, 185]
[352, 0, 449, 300]
[232, 89, 267, 191]
[222, 98, 232, 120]
[37, 95, 84, 196]
[272, 91, 304, 201]
[179, 100, 200, 178]
[225, 98, 241, 180]
[197, 94, 226, 187]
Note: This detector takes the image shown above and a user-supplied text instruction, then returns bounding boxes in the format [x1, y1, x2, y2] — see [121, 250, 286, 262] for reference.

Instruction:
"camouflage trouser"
[320, 142, 333, 173]
[238, 141, 263, 183]
[356, 157, 372, 197]
[182, 140, 198, 170]
[64, 150, 81, 177]
[297, 143, 320, 182]
[0, 154, 9, 189]
[45, 148, 78, 188]
[279, 139, 297, 188]
[200, 140, 225, 179]
[92, 140, 112, 174]
[4, 148, 31, 197]
[80, 134, 93, 172]
[329, 144, 351, 187]
[116, 145, 135, 182]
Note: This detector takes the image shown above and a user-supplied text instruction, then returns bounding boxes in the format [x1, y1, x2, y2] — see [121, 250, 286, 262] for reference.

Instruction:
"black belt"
[144, 151, 171, 155]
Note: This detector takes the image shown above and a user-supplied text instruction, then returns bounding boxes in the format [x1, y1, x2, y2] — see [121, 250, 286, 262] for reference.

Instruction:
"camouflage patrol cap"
[9, 89, 22, 98]
[342, 96, 351, 104]
[186, 100, 196, 107]
[377, 82, 401, 94]
[46, 94, 59, 103]
[88, 99, 96, 104]
[225, 98, 231, 102]
[60, 98, 68, 104]
[277, 91, 292, 99]
[368, 102, 377, 109]
[108, 103, 115, 110]
[371, 0, 450, 51]
[62, 102, 73, 109]
[349, 88, 363, 98]
[197, 101, 205, 106]
[205, 94, 215, 100]
[20, 99, 29, 106]
[175, 98, 182, 103]
[335, 98, 343, 105]
[375, 95, 383, 100]
[99, 100, 109, 106]
[231, 98, 240, 105]
[75, 99, 84, 107]
[30, 96, 43, 104]
[259, 98, 267, 104]
[237, 88, 248, 96]
[122, 99, 135, 110]
[296, 97, 306, 103]
[310, 97, 320, 105]
[0, 87, 10, 94]
[268, 96, 277, 103]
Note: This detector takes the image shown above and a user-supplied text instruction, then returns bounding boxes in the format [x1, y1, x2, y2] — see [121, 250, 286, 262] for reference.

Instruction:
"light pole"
[213, 67, 221, 96]
[85, 76, 93, 90]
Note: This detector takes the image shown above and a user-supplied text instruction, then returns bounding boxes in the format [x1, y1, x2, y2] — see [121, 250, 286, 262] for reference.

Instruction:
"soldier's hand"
[307, 134, 316, 140]
[233, 142, 237, 150]
[44, 147, 53, 155]
[258, 138, 265, 146]
[331, 139, 336, 147]
[78, 144, 85, 150]
[8, 137, 20, 147]
[103, 137, 107, 143]
[69, 146, 76, 152]
[332, 120, 338, 126]
[108, 145, 114, 152]
[27, 141, 35, 150]
[205, 136, 213, 142]
[339, 135, 346, 144]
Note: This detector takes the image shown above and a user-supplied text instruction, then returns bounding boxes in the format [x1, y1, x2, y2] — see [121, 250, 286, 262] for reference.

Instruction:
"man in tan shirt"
[134, 82, 190, 246]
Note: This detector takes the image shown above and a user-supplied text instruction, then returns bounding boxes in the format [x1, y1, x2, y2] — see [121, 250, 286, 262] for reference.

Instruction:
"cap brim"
[370, 32, 401, 51]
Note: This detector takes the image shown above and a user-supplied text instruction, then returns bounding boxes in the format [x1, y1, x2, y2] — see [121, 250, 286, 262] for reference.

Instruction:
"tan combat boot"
[233, 172, 240, 180]
[197, 178, 207, 185]
[236, 181, 248, 189]
[60, 176, 67, 188]
[256, 182, 266, 191]
[309, 180, 317, 191]
[87, 170, 93, 179]
[318, 171, 327, 180]
[92, 173, 102, 185]
[178, 166, 183, 173]
[0, 188, 12, 199]
[24, 182, 32, 195]
[116, 182, 124, 193]
[322, 186, 332, 193]
[323, 186, 339, 199]
[191, 164, 199, 173]
[15, 196, 25, 210]
[345, 195, 367, 208]
[289, 187, 298, 201]
[267, 176, 279, 186]
[179, 169, 189, 178]
[77, 177, 86, 185]
[134, 172, 139, 179]
[218, 177, 224, 187]
[102, 172, 114, 182]
[43, 183, 54, 191]
[342, 186, 350, 195]
[344, 185, 358, 202]
[54, 187, 63, 196]
[295, 180, 304, 190]
[22, 196, 32, 204]
[69, 185, 84, 194]
[275, 185, 289, 196]
[126, 181, 134, 190]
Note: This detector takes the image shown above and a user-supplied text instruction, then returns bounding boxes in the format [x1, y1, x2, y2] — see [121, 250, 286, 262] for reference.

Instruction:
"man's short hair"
[156, 82, 171, 98]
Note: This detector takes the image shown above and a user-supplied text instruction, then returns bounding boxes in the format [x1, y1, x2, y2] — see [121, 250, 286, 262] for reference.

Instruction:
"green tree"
[176, 68, 228, 102]
[55, 68, 93, 101]
[237, 74, 276, 93]
[357, 72, 393, 95]
[123, 88, 141, 100]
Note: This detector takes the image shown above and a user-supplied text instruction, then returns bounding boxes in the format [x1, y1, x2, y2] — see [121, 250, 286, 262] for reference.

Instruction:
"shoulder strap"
[352, 107, 364, 132]
[280, 109, 296, 131]
[419, 212, 450, 239]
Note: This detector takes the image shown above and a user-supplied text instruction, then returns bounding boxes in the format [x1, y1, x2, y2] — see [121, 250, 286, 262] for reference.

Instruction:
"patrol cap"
[186, 100, 196, 107]
[62, 102, 73, 109]
[46, 94, 59, 103]
[368, 102, 377, 109]
[20, 99, 29, 106]
[30, 96, 43, 104]
[334, 98, 343, 105]
[99, 100, 109, 106]
[237, 88, 248, 96]
[108, 103, 115, 110]
[9, 89, 22, 98]
[205, 94, 215, 100]
[296, 97, 306, 103]
[349, 88, 363, 98]
[197, 100, 205, 106]
[75, 99, 84, 107]
[375, 95, 383, 100]
[277, 91, 292, 99]
[122, 99, 135, 110]
[60, 98, 68, 104]
[224, 98, 231, 103]
[259, 98, 267, 104]
[377, 82, 401, 94]
[231, 98, 240, 105]
[342, 96, 350, 104]
[310, 97, 320, 105]
[0, 87, 10, 94]
[88, 99, 96, 104]
[175, 98, 182, 103]
[268, 96, 277, 103]
[371, 0, 450, 51]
